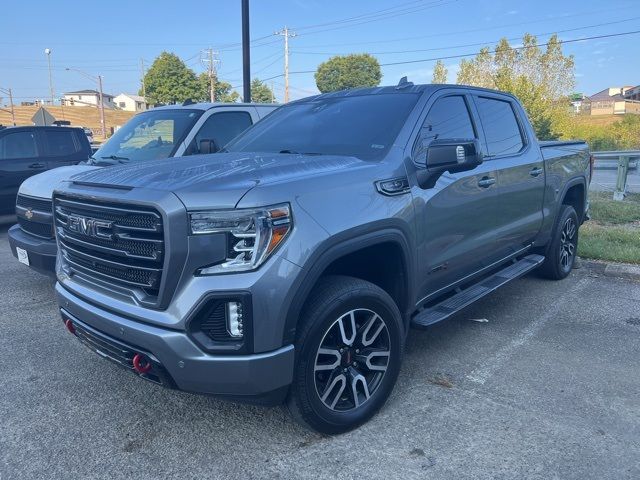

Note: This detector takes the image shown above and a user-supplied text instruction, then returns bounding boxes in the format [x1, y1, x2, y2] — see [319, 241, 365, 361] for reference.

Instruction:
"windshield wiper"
[279, 150, 323, 155]
[101, 155, 130, 163]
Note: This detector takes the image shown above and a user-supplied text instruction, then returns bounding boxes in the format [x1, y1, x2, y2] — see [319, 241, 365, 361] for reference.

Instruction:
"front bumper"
[56, 283, 295, 404]
[8, 224, 57, 277]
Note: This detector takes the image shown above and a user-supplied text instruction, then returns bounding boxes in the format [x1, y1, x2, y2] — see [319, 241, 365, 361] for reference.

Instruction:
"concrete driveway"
[0, 219, 638, 479]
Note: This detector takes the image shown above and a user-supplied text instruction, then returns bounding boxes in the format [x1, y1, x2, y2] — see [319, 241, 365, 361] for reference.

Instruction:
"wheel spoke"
[365, 350, 390, 372]
[350, 371, 371, 408]
[338, 311, 357, 346]
[315, 348, 341, 372]
[361, 313, 384, 347]
[321, 373, 347, 409]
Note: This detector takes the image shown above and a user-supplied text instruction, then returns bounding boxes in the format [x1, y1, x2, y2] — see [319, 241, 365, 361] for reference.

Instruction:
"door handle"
[28, 163, 45, 169]
[478, 177, 496, 188]
[529, 167, 543, 177]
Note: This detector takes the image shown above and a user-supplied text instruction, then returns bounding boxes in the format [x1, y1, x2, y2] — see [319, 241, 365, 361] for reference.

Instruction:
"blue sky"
[1, 0, 638, 103]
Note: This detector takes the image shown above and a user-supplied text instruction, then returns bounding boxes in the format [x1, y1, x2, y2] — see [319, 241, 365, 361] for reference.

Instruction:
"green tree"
[431, 60, 448, 84]
[196, 73, 240, 103]
[250, 78, 276, 103]
[455, 34, 575, 139]
[315, 54, 382, 93]
[142, 52, 200, 104]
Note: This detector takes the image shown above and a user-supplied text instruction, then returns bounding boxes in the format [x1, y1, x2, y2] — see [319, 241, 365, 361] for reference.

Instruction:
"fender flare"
[557, 176, 588, 223]
[280, 222, 416, 345]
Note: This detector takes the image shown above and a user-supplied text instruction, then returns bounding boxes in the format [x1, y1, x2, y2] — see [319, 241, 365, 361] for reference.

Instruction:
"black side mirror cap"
[417, 139, 483, 189]
[199, 139, 219, 154]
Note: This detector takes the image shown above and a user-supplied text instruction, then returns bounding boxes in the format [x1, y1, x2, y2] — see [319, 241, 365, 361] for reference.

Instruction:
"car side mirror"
[199, 139, 219, 154]
[416, 139, 482, 189]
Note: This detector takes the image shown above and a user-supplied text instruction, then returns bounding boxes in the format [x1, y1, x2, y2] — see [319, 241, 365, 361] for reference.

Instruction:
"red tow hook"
[132, 353, 153, 374]
[64, 319, 76, 335]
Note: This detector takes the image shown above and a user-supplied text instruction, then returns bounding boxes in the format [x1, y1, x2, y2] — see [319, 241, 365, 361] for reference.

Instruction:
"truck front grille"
[16, 195, 54, 239]
[17, 216, 54, 239]
[54, 195, 165, 298]
[16, 194, 53, 212]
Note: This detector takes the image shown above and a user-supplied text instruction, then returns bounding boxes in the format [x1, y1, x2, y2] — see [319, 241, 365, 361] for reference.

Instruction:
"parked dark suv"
[0, 126, 91, 214]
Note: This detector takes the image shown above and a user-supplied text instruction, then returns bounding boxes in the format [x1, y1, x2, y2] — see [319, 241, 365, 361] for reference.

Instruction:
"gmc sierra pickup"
[53, 82, 591, 433]
[8, 102, 275, 275]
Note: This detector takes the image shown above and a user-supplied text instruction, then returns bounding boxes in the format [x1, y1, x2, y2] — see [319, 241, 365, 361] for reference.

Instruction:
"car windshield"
[225, 93, 420, 160]
[92, 109, 203, 164]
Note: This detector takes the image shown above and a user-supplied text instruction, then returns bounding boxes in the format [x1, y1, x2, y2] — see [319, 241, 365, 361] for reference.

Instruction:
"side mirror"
[198, 138, 219, 154]
[417, 139, 482, 189]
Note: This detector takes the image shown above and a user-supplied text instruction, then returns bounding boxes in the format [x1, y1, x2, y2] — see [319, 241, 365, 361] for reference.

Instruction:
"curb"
[579, 258, 640, 281]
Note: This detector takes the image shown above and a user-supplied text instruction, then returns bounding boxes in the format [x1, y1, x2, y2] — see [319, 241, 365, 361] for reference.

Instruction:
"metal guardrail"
[592, 150, 639, 170]
[591, 150, 639, 200]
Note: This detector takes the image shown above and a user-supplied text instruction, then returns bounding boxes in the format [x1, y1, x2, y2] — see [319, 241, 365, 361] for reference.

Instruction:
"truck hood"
[19, 164, 100, 200]
[69, 152, 369, 208]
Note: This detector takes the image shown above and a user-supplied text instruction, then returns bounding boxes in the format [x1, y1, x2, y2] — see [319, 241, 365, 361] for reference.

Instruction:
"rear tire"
[538, 204, 579, 280]
[286, 275, 404, 434]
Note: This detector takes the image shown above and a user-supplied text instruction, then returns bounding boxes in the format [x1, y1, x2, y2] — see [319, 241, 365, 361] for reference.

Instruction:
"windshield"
[92, 109, 203, 164]
[225, 93, 420, 160]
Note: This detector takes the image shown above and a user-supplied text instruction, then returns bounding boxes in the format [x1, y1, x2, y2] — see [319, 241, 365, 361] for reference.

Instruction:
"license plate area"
[16, 247, 29, 266]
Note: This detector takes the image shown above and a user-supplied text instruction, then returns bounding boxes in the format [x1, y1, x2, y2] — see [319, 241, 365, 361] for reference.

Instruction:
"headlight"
[190, 204, 292, 274]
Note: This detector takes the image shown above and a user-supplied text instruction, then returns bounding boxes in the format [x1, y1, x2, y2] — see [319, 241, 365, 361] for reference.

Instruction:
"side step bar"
[411, 254, 545, 329]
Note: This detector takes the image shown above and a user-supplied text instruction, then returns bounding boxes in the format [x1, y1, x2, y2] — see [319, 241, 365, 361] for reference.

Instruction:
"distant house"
[624, 84, 640, 101]
[62, 89, 115, 109]
[113, 93, 148, 112]
[584, 86, 640, 115]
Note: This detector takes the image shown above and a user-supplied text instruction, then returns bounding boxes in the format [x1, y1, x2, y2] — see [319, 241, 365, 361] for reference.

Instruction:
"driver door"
[410, 92, 499, 300]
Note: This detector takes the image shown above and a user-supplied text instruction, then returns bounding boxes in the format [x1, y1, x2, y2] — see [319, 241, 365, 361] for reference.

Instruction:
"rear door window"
[44, 130, 79, 156]
[193, 111, 253, 152]
[475, 97, 524, 157]
[0, 131, 38, 159]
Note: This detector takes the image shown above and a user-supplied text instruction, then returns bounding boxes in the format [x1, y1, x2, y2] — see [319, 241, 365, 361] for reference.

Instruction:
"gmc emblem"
[67, 215, 114, 239]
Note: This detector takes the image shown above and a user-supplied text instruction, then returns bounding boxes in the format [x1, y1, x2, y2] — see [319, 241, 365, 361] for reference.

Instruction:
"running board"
[411, 254, 545, 329]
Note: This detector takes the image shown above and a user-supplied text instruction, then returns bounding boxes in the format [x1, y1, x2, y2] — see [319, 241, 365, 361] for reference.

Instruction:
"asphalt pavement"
[0, 217, 639, 479]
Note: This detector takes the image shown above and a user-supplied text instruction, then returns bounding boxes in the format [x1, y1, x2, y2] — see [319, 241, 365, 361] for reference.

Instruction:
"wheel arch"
[281, 222, 416, 345]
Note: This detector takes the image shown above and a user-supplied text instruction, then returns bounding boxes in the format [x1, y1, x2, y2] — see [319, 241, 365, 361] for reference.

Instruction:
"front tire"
[538, 204, 579, 280]
[286, 276, 404, 434]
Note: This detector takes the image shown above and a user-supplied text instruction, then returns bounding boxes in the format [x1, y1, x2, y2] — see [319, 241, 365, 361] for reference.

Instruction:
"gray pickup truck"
[52, 82, 591, 433]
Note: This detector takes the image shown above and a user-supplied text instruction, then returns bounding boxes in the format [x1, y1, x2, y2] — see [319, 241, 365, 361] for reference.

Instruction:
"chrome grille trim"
[54, 194, 165, 299]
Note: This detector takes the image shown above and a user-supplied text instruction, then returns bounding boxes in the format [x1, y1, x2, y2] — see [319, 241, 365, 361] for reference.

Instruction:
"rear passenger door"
[39, 128, 85, 167]
[472, 94, 545, 258]
[0, 129, 41, 211]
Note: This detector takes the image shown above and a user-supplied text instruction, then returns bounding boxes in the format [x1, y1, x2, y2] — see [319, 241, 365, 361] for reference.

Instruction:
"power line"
[293, 0, 451, 31]
[291, 16, 640, 56]
[254, 29, 640, 84]
[292, 0, 458, 37]
[292, 5, 639, 49]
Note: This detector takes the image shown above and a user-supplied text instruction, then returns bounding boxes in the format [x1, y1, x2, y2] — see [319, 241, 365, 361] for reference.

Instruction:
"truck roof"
[151, 102, 276, 112]
[290, 83, 518, 103]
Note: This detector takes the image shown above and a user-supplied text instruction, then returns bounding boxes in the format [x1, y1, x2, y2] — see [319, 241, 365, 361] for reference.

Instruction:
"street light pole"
[45, 48, 54, 105]
[241, 0, 251, 103]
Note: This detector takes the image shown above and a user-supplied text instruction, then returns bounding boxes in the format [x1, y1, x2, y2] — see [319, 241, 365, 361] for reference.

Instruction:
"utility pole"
[241, 0, 251, 103]
[201, 48, 220, 102]
[275, 26, 296, 103]
[45, 48, 54, 105]
[66, 67, 107, 139]
[97, 75, 106, 139]
[140, 58, 146, 97]
[0, 87, 16, 125]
